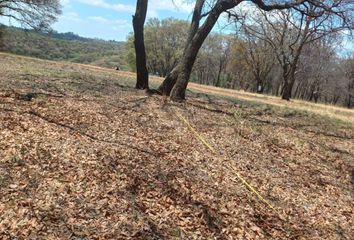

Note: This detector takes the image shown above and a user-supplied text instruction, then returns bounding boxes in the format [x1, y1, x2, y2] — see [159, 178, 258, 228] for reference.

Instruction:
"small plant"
[0, 172, 11, 187]
[11, 147, 27, 166]
[36, 145, 52, 161]
[11, 154, 26, 166]
[270, 137, 280, 146]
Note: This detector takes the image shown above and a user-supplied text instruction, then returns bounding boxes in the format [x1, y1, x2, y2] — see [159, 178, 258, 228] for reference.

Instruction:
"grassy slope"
[188, 84, 354, 124]
[0, 53, 353, 239]
[0, 27, 127, 69]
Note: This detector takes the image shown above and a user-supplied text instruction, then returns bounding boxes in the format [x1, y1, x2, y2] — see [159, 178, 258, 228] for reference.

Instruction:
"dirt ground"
[0, 53, 353, 239]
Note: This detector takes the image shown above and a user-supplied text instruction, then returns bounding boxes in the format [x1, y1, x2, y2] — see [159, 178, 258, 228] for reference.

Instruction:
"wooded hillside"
[0, 26, 127, 69]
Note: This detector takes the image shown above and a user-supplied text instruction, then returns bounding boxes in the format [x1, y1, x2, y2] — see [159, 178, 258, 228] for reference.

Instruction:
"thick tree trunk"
[157, 67, 179, 95]
[170, 6, 231, 101]
[133, 0, 149, 90]
[280, 48, 301, 101]
[159, 0, 239, 100]
[0, 24, 4, 50]
[157, 0, 205, 96]
[169, 36, 211, 100]
[170, 40, 202, 100]
[282, 81, 291, 100]
[281, 67, 296, 101]
[347, 94, 353, 108]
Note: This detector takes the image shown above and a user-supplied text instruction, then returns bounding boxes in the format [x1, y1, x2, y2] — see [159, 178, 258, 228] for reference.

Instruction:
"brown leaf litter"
[0, 53, 353, 239]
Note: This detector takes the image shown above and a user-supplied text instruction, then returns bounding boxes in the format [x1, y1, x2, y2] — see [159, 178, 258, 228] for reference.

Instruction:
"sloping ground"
[3, 51, 352, 123]
[1, 28, 127, 69]
[187, 84, 354, 124]
[0, 53, 353, 239]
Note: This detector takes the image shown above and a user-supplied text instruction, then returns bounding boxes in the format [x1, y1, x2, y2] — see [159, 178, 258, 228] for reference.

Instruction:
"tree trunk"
[133, 0, 149, 90]
[170, 41, 202, 100]
[215, 59, 223, 87]
[169, 37, 211, 100]
[294, 81, 302, 98]
[347, 94, 353, 108]
[273, 78, 281, 96]
[332, 95, 340, 105]
[280, 46, 301, 101]
[170, 5, 231, 101]
[157, 0, 205, 96]
[158, 0, 239, 100]
[282, 81, 291, 100]
[282, 70, 296, 101]
[0, 24, 4, 50]
[255, 75, 263, 93]
[157, 67, 179, 95]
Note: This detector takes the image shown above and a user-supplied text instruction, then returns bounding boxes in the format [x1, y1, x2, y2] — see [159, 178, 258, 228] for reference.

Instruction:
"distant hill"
[0, 26, 127, 69]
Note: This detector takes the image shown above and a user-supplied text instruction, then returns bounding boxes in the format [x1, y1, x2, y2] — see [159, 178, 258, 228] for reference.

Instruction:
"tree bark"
[157, 67, 179, 95]
[0, 24, 4, 50]
[157, 0, 206, 96]
[170, 1, 237, 101]
[133, 0, 149, 90]
[170, 25, 216, 100]
[282, 82, 291, 100]
[255, 74, 264, 93]
[282, 65, 297, 101]
[281, 72, 296, 101]
[347, 94, 353, 108]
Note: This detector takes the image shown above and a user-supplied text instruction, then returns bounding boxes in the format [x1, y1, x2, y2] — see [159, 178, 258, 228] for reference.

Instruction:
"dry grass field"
[0, 53, 353, 239]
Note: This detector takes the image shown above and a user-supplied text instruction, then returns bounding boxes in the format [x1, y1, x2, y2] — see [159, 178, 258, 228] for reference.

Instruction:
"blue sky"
[53, 0, 195, 41]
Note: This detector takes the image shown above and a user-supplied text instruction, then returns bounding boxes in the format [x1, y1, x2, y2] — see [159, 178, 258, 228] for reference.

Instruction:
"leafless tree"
[235, 31, 275, 93]
[238, 1, 354, 100]
[192, 33, 231, 87]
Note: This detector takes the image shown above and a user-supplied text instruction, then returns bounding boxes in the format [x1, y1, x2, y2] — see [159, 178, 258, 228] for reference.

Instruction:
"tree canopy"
[0, 0, 61, 30]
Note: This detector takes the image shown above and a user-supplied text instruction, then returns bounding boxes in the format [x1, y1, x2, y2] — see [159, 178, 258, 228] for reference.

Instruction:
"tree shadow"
[1, 107, 166, 158]
[155, 170, 226, 238]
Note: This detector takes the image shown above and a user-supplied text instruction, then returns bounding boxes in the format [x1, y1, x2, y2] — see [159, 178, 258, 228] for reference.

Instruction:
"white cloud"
[150, 0, 194, 13]
[76, 0, 135, 13]
[114, 19, 129, 25]
[147, 0, 194, 17]
[60, 0, 73, 10]
[76, 0, 194, 16]
[88, 16, 109, 23]
[88, 16, 129, 28]
[61, 12, 84, 22]
[61, 0, 71, 6]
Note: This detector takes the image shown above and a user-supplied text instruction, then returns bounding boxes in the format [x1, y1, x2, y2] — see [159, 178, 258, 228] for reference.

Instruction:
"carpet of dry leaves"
[0, 53, 353, 239]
